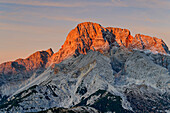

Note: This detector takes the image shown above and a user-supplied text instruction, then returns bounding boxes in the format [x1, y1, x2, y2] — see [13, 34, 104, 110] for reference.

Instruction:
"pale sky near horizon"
[0, 0, 170, 64]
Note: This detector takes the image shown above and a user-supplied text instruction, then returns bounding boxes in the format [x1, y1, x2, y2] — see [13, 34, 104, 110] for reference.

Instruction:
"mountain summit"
[52, 22, 169, 63]
[0, 22, 170, 113]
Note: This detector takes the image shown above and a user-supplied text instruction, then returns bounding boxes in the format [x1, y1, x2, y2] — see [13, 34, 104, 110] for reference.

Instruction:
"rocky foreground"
[0, 22, 170, 113]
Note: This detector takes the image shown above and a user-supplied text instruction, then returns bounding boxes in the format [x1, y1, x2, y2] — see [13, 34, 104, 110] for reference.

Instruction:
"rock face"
[127, 34, 169, 54]
[0, 48, 53, 96]
[51, 22, 111, 63]
[52, 22, 169, 63]
[125, 51, 170, 89]
[106, 27, 131, 47]
[0, 48, 53, 77]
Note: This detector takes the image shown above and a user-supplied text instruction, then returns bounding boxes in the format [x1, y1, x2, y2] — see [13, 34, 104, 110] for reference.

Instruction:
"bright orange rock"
[51, 22, 110, 63]
[51, 22, 169, 63]
[126, 35, 133, 47]
[0, 22, 168, 72]
[128, 34, 169, 54]
[106, 27, 131, 47]
[0, 48, 54, 75]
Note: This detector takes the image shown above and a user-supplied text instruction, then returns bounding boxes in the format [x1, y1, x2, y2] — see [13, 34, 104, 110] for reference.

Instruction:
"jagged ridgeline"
[0, 22, 170, 113]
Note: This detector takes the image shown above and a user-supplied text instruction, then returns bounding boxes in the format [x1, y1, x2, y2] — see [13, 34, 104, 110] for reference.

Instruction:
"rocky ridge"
[0, 22, 168, 77]
[0, 48, 53, 96]
[0, 48, 53, 76]
[51, 22, 169, 63]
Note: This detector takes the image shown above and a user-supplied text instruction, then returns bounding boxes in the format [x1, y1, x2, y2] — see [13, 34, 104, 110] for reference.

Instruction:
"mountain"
[0, 22, 170, 113]
[0, 48, 53, 96]
[51, 22, 168, 63]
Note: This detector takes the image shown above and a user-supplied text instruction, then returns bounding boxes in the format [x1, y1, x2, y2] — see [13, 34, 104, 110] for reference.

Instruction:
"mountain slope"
[0, 50, 132, 112]
[0, 48, 53, 96]
[1, 48, 170, 112]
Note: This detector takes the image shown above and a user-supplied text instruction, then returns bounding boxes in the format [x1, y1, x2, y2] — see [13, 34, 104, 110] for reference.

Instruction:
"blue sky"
[0, 0, 170, 63]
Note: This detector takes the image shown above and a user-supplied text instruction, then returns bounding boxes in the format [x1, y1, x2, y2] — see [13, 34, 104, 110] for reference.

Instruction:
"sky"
[0, 0, 170, 64]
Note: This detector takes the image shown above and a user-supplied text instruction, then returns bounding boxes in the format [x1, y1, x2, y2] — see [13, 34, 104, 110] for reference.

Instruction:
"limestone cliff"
[51, 22, 169, 63]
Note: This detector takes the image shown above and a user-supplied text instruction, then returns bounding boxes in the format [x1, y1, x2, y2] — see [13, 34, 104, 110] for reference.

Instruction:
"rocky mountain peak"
[51, 22, 110, 63]
[0, 22, 169, 78]
[106, 27, 131, 47]
[46, 48, 54, 56]
[127, 34, 169, 54]
[0, 48, 53, 77]
[51, 22, 169, 63]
